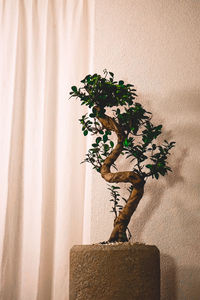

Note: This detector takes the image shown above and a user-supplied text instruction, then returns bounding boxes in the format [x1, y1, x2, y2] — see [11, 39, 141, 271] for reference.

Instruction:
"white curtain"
[0, 1, 94, 299]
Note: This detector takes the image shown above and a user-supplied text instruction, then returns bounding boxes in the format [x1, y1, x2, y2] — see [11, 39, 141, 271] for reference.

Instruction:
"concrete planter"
[69, 243, 160, 300]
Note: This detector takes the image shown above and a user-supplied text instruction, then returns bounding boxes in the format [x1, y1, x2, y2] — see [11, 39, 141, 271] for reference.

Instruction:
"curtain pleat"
[0, 1, 94, 300]
[1, 1, 27, 299]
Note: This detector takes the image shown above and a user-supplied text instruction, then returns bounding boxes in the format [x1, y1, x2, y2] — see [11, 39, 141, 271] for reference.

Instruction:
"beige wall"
[91, 1, 200, 299]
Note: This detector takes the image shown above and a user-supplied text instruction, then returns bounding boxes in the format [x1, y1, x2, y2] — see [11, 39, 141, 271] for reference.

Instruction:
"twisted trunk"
[96, 107, 145, 242]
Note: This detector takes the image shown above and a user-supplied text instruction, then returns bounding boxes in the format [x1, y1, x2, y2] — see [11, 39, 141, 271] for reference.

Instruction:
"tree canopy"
[69, 69, 175, 180]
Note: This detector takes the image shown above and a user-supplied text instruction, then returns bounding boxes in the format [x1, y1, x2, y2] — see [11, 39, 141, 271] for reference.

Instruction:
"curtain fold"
[0, 1, 94, 299]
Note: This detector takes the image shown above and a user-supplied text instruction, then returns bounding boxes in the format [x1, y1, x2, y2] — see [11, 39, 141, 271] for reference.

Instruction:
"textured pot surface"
[69, 243, 160, 300]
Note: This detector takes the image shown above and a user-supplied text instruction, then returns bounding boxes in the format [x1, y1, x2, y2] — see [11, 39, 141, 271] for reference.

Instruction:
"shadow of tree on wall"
[131, 146, 187, 242]
[160, 253, 177, 300]
[178, 266, 200, 300]
[128, 90, 200, 300]
[161, 253, 200, 300]
[130, 89, 200, 237]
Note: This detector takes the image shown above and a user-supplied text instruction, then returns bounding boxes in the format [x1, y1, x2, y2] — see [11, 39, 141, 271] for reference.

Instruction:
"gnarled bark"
[96, 107, 145, 242]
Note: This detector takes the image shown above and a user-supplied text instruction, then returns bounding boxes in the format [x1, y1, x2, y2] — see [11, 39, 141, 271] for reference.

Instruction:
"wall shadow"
[160, 253, 200, 300]
[177, 266, 200, 300]
[128, 89, 200, 299]
[129, 89, 200, 241]
[131, 145, 186, 242]
[160, 253, 177, 300]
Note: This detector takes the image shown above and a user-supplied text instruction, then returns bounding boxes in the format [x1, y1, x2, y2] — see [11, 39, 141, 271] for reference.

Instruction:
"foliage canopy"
[69, 69, 175, 179]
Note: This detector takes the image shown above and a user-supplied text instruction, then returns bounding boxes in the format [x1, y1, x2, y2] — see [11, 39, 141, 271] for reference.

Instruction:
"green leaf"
[123, 138, 128, 147]
[146, 164, 153, 169]
[159, 169, 166, 176]
[109, 72, 114, 77]
[119, 80, 124, 85]
[86, 75, 91, 83]
[71, 86, 77, 92]
[110, 141, 114, 147]
[166, 166, 172, 172]
[104, 144, 109, 151]
[143, 137, 149, 144]
[91, 148, 99, 153]
[83, 130, 88, 136]
[96, 137, 101, 144]
[116, 108, 120, 115]
[157, 162, 164, 167]
[89, 113, 95, 118]
[106, 130, 112, 135]
[103, 135, 108, 143]
[112, 186, 120, 190]
[155, 173, 159, 179]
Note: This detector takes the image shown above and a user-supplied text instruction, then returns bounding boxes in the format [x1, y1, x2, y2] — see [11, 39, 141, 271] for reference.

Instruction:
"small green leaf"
[112, 186, 120, 190]
[156, 125, 162, 130]
[157, 162, 164, 167]
[83, 130, 88, 136]
[89, 113, 95, 118]
[71, 86, 77, 92]
[123, 138, 128, 147]
[91, 148, 99, 153]
[116, 108, 120, 115]
[159, 169, 166, 176]
[104, 144, 109, 151]
[146, 164, 153, 169]
[106, 130, 112, 135]
[143, 137, 148, 144]
[155, 173, 159, 179]
[96, 137, 101, 144]
[110, 141, 114, 147]
[103, 135, 108, 143]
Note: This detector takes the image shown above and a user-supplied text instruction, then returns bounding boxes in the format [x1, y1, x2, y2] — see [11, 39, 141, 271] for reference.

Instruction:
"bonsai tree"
[69, 69, 175, 243]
